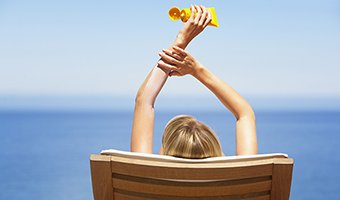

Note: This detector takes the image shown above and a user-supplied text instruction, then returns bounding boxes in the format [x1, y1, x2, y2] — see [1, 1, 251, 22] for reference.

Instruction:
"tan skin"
[131, 5, 257, 156]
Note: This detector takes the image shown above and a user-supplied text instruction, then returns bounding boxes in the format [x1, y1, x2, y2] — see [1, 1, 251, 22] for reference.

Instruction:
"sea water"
[0, 110, 339, 200]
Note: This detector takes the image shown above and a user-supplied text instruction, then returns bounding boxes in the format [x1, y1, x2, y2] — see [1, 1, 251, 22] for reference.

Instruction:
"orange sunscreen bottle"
[168, 7, 219, 27]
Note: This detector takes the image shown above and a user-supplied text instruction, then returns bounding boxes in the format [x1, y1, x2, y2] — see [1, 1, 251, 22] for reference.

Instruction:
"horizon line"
[1, 95, 340, 111]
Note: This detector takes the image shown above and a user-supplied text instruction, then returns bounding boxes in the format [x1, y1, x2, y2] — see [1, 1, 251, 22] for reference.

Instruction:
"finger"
[203, 7, 212, 28]
[187, 5, 195, 24]
[198, 5, 208, 27]
[194, 5, 202, 25]
[172, 46, 188, 57]
[162, 48, 185, 61]
[189, 5, 195, 21]
[157, 60, 178, 71]
[172, 46, 187, 57]
[159, 51, 182, 66]
[169, 71, 182, 77]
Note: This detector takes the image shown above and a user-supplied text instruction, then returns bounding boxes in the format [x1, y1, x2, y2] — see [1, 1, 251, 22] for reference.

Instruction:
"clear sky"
[0, 0, 339, 110]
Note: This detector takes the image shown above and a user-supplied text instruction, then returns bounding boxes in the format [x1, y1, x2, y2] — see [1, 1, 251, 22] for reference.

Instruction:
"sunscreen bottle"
[168, 7, 219, 27]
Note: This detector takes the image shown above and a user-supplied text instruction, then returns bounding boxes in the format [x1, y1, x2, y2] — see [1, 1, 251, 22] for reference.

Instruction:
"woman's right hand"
[175, 5, 212, 48]
[157, 46, 203, 77]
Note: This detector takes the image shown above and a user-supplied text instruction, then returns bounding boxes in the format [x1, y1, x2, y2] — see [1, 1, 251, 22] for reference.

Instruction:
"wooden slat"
[110, 156, 279, 180]
[104, 151, 288, 164]
[118, 164, 273, 180]
[271, 162, 293, 200]
[111, 155, 281, 168]
[90, 155, 114, 200]
[114, 189, 270, 200]
[114, 192, 144, 200]
[112, 178, 271, 197]
[111, 161, 273, 180]
[112, 173, 271, 186]
[246, 195, 270, 200]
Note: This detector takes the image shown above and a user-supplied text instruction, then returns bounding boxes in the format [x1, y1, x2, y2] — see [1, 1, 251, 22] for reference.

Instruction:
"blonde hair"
[162, 115, 224, 159]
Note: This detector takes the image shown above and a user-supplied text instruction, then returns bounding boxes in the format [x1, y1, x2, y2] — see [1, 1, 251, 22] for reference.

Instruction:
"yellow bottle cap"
[180, 8, 191, 22]
[168, 7, 181, 21]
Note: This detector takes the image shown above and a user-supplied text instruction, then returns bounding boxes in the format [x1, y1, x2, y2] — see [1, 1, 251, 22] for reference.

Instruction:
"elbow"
[135, 92, 146, 106]
[134, 92, 155, 109]
[135, 91, 143, 104]
[247, 108, 256, 121]
[237, 105, 256, 122]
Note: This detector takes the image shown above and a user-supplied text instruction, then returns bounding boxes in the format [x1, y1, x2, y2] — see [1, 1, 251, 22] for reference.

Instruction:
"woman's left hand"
[157, 46, 202, 77]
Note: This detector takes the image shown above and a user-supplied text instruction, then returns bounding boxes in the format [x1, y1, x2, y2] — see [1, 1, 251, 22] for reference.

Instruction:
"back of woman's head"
[162, 115, 223, 159]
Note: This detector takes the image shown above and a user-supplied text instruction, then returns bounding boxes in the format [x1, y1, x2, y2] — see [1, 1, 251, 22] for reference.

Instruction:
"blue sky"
[0, 0, 339, 110]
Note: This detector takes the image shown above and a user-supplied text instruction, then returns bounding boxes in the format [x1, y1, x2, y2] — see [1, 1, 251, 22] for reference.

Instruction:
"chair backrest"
[90, 149, 293, 200]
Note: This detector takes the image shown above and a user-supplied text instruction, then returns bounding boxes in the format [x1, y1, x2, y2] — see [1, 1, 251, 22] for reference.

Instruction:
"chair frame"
[90, 151, 293, 200]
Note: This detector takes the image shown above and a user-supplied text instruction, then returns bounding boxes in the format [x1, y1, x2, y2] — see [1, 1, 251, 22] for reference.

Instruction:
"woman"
[131, 5, 257, 158]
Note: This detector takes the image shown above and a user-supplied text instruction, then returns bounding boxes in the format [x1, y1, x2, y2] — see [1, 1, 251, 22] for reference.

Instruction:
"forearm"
[171, 34, 189, 50]
[193, 65, 254, 119]
[135, 65, 168, 107]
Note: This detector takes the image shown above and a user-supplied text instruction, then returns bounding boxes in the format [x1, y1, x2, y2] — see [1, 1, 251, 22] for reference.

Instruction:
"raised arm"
[131, 5, 212, 154]
[157, 47, 258, 155]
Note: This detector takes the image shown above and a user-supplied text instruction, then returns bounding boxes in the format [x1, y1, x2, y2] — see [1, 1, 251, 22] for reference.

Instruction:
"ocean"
[0, 110, 339, 199]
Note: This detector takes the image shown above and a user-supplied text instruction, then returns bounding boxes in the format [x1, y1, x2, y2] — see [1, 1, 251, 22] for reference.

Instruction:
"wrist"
[192, 63, 205, 79]
[157, 59, 171, 75]
[173, 34, 190, 49]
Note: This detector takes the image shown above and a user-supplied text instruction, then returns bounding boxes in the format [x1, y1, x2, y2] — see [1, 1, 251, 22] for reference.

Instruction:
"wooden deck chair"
[90, 149, 293, 200]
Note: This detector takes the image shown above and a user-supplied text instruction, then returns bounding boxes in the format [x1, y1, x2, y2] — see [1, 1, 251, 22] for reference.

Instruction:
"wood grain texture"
[110, 157, 275, 180]
[114, 189, 270, 200]
[271, 161, 294, 200]
[90, 155, 114, 200]
[112, 178, 271, 196]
